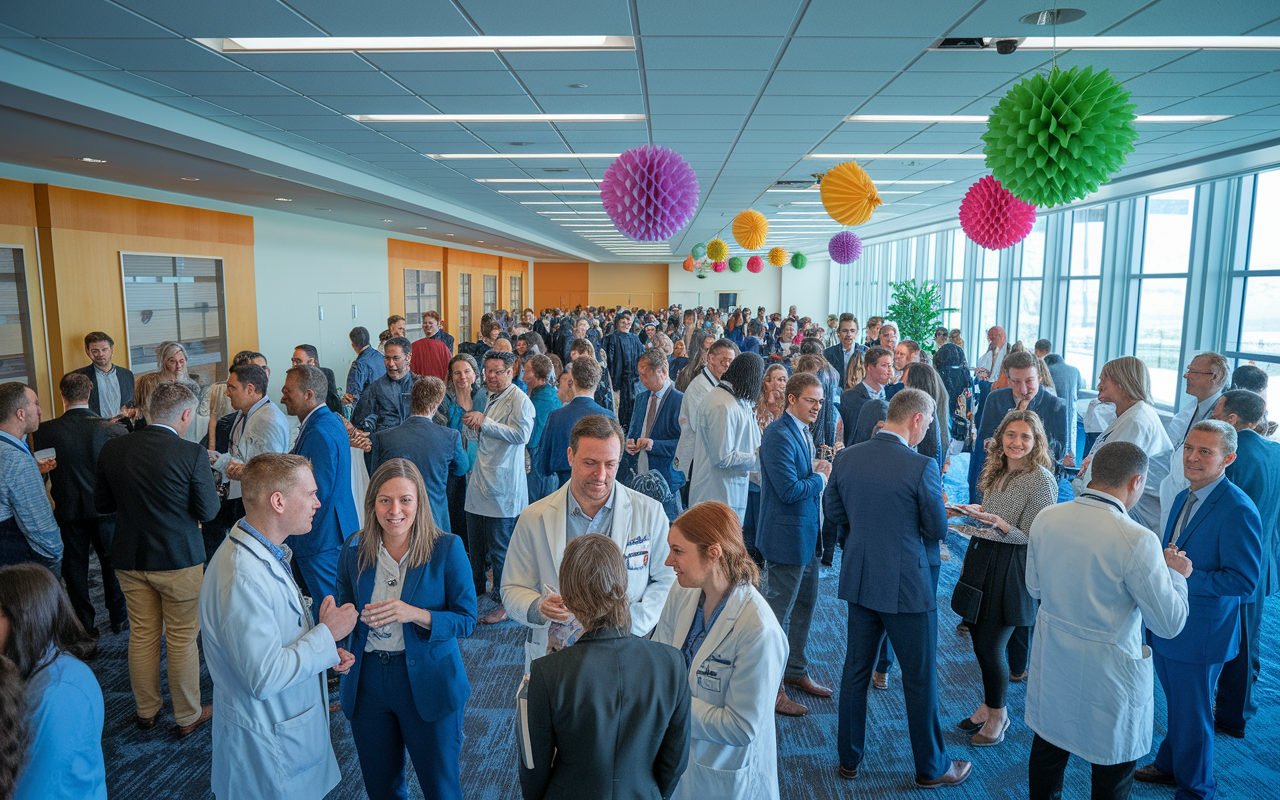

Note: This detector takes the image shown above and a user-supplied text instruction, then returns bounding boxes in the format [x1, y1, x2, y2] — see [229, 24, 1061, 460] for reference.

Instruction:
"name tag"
[697, 673, 722, 692]
[625, 533, 650, 571]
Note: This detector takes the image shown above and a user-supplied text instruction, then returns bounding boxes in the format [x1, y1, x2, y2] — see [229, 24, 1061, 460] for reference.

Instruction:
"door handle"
[352, 304, 357, 319]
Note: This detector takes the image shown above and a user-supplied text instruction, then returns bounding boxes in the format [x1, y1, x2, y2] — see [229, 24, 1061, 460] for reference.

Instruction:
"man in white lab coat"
[1158, 352, 1229, 534]
[199, 453, 359, 800]
[503, 414, 675, 671]
[1025, 441, 1191, 800]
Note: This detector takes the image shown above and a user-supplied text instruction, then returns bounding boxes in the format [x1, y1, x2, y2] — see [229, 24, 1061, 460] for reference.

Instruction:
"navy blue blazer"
[336, 533, 477, 722]
[838, 383, 880, 448]
[370, 416, 469, 533]
[535, 396, 613, 478]
[624, 384, 685, 491]
[825, 432, 948, 614]
[823, 344, 863, 390]
[1149, 478, 1263, 664]
[74, 363, 134, 418]
[757, 414, 825, 565]
[1226, 429, 1280, 597]
[287, 405, 360, 558]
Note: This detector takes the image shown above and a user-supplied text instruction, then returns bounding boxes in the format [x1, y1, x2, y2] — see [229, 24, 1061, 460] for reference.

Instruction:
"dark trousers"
[742, 490, 763, 565]
[0, 520, 60, 573]
[446, 473, 468, 553]
[1152, 652, 1223, 800]
[1009, 625, 1031, 675]
[349, 651, 463, 800]
[1215, 595, 1265, 732]
[838, 602, 949, 780]
[1029, 734, 1136, 800]
[60, 518, 127, 631]
[876, 636, 895, 674]
[820, 518, 837, 565]
[762, 554, 820, 681]
[203, 497, 243, 566]
[467, 514, 516, 600]
[970, 618, 1015, 708]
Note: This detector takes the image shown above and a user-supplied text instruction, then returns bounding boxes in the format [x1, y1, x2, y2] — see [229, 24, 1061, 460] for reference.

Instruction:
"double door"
[317, 292, 383, 386]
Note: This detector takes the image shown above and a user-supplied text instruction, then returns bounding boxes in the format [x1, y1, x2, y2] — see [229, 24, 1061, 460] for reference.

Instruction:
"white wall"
[666, 257, 832, 320]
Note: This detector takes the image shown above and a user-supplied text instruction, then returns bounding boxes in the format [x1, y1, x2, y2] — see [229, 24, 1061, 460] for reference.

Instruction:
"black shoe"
[111, 620, 129, 635]
[1214, 720, 1245, 739]
[1134, 764, 1176, 786]
[956, 716, 983, 732]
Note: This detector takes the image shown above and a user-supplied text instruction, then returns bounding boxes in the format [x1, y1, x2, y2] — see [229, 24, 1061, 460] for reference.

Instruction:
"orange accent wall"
[588, 262, 669, 310]
[532, 261, 590, 311]
[0, 179, 49, 410]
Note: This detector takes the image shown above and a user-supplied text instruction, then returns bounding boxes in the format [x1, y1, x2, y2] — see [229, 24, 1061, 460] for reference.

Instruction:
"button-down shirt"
[237, 518, 290, 568]
[565, 481, 618, 542]
[680, 590, 729, 669]
[1178, 393, 1223, 446]
[861, 380, 886, 401]
[94, 364, 121, 418]
[0, 429, 64, 560]
[1171, 472, 1227, 545]
[639, 379, 673, 474]
[977, 344, 1008, 380]
[367, 543, 411, 652]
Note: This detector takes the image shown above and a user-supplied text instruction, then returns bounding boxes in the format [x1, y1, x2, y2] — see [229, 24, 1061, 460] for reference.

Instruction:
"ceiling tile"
[1108, 0, 1280, 35]
[308, 95, 437, 114]
[1209, 72, 1280, 97]
[363, 52, 507, 71]
[77, 69, 188, 96]
[222, 52, 375, 71]
[1156, 97, 1278, 116]
[113, 1, 323, 37]
[777, 38, 932, 72]
[864, 95, 975, 114]
[49, 38, 243, 71]
[502, 51, 638, 71]
[767, 71, 893, 96]
[2, 38, 115, 70]
[535, 94, 644, 114]
[797, 0, 964, 37]
[202, 95, 332, 115]
[516, 70, 641, 96]
[647, 70, 766, 96]
[753, 95, 858, 116]
[637, 0, 802, 36]
[391, 70, 525, 96]
[642, 37, 783, 71]
[262, 70, 412, 96]
[152, 96, 241, 115]
[252, 114, 367, 130]
[2, 1, 178, 37]
[882, 70, 1019, 97]
[948, 0, 1139, 38]
[0, 23, 33, 37]
[1123, 71, 1264, 97]
[459, 0, 633, 35]
[420, 95, 542, 114]
[285, 0, 474, 35]
[137, 71, 299, 96]
[649, 94, 755, 116]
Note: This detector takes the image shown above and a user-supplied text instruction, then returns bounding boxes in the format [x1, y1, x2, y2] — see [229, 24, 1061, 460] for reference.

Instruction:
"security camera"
[994, 38, 1019, 55]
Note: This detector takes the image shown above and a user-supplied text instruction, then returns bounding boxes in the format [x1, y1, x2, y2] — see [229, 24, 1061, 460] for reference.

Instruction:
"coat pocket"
[274, 701, 327, 780]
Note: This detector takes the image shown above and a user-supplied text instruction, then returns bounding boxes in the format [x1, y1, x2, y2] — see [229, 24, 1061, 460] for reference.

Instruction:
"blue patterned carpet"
[83, 452, 1278, 798]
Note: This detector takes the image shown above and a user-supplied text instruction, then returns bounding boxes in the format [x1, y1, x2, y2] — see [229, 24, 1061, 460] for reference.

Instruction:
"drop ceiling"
[1, 0, 1278, 262]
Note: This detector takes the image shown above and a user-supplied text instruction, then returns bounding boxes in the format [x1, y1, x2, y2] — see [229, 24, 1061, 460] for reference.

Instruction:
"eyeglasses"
[1183, 369, 1215, 376]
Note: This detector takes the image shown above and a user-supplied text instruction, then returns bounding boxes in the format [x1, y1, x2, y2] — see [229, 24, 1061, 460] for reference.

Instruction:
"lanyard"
[1080, 490, 1126, 515]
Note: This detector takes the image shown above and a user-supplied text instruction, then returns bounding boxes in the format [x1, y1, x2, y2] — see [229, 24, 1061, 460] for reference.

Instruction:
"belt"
[367, 650, 405, 665]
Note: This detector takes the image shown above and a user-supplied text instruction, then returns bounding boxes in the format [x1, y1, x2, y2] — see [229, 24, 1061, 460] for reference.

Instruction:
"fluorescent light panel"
[352, 114, 642, 122]
[426, 153, 620, 159]
[847, 113, 1230, 123]
[198, 36, 635, 53]
[1013, 36, 1280, 51]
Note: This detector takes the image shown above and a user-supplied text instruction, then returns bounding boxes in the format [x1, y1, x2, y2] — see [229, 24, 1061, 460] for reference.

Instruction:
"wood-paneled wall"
[0, 179, 49, 409]
[588, 262, 669, 310]
[531, 261, 590, 312]
[387, 241, 531, 345]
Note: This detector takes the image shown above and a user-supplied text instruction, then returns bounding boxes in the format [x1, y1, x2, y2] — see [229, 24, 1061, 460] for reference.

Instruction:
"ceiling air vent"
[934, 38, 989, 50]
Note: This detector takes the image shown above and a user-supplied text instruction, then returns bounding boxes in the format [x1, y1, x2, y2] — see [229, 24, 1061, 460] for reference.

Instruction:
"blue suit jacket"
[1149, 478, 1263, 664]
[825, 432, 948, 614]
[823, 344, 863, 390]
[535, 395, 613, 477]
[838, 383, 879, 448]
[624, 384, 685, 491]
[287, 406, 360, 558]
[1226, 429, 1280, 597]
[370, 416, 469, 533]
[757, 414, 825, 565]
[336, 533, 476, 722]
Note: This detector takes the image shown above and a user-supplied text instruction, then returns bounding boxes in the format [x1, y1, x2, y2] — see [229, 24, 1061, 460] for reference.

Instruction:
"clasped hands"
[462, 411, 486, 430]
[624, 437, 652, 456]
[1163, 544, 1194, 578]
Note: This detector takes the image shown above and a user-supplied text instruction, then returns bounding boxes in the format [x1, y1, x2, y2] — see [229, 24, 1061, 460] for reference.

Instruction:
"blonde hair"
[155, 341, 190, 381]
[241, 453, 311, 510]
[671, 502, 759, 587]
[844, 349, 866, 388]
[1100, 356, 1153, 405]
[977, 409, 1055, 494]
[356, 459, 441, 573]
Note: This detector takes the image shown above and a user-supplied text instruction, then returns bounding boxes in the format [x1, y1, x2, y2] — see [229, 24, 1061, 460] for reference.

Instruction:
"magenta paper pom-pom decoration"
[827, 231, 863, 265]
[712, 261, 727, 273]
[959, 175, 1037, 250]
[747, 255, 764, 273]
[600, 145, 700, 242]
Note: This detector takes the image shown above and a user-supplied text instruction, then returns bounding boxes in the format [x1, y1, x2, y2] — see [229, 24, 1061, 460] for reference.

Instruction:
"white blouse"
[365, 544, 410, 653]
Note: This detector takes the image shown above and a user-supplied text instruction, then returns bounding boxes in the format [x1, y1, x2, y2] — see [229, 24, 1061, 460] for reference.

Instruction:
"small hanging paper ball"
[981, 65, 1138, 208]
[821, 161, 883, 226]
[747, 255, 764, 273]
[727, 256, 744, 273]
[696, 273, 707, 280]
[732, 209, 769, 250]
[682, 255, 696, 272]
[712, 260, 727, 273]
[768, 247, 788, 267]
[691, 242, 707, 260]
[827, 231, 863, 264]
[959, 175, 1038, 250]
[706, 238, 728, 262]
[599, 145, 699, 241]
[791, 252, 807, 270]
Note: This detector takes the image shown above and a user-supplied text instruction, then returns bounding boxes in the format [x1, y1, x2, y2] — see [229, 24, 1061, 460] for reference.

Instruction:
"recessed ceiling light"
[414, 227, 430, 230]
[197, 36, 635, 53]
[568, 83, 589, 89]
[445, 233, 454, 236]
[805, 153, 985, 160]
[476, 179, 599, 183]
[425, 152, 621, 159]
[315, 208, 331, 211]
[351, 114, 642, 122]
[380, 218, 393, 222]
[181, 176, 200, 181]
[274, 197, 293, 201]
[75, 157, 107, 163]
[476, 240, 484, 243]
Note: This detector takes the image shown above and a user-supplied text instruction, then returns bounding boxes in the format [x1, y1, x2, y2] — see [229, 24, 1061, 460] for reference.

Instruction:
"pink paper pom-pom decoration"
[747, 255, 764, 273]
[600, 145, 700, 242]
[827, 231, 863, 265]
[959, 175, 1037, 250]
[712, 261, 727, 273]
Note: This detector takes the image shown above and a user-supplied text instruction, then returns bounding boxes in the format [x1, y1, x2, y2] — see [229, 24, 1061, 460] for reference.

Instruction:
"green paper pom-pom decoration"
[981, 65, 1139, 209]
[727, 256, 744, 273]
[691, 242, 707, 260]
[791, 252, 807, 270]
[695, 272, 707, 280]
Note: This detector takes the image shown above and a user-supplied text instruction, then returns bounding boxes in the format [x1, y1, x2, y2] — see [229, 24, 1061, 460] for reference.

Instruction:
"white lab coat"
[652, 584, 788, 800]
[675, 369, 718, 479]
[689, 389, 760, 522]
[1073, 401, 1171, 531]
[1157, 391, 1222, 535]
[1025, 493, 1189, 764]
[212, 398, 291, 500]
[465, 384, 535, 519]
[501, 482, 676, 671]
[198, 527, 341, 800]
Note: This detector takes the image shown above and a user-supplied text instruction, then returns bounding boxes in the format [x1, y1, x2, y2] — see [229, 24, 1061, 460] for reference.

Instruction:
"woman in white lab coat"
[689, 353, 764, 523]
[1072, 357, 1172, 531]
[652, 501, 788, 800]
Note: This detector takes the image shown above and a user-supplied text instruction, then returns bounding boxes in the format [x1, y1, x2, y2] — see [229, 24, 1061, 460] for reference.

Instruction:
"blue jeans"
[466, 514, 516, 600]
[763, 555, 820, 681]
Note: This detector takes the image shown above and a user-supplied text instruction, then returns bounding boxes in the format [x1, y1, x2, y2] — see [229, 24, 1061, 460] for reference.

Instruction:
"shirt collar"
[1188, 472, 1227, 505]
[244, 395, 271, 418]
[879, 429, 909, 447]
[861, 379, 884, 398]
[65, 403, 90, 411]
[786, 408, 811, 434]
[93, 363, 115, 375]
[0, 430, 30, 453]
[568, 480, 617, 520]
[149, 423, 178, 436]
[652, 379, 672, 403]
[1195, 392, 1222, 418]
[300, 403, 324, 427]
[237, 518, 290, 566]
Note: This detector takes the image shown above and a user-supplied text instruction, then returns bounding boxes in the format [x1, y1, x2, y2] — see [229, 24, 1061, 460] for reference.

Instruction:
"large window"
[1228, 168, 1280, 394]
[944, 235, 964, 331]
[510, 275, 523, 313]
[1135, 188, 1195, 405]
[976, 246, 999, 339]
[120, 253, 227, 388]
[482, 274, 497, 314]
[1012, 219, 1046, 346]
[0, 247, 36, 385]
[403, 268, 441, 343]
[458, 273, 472, 342]
[1062, 208, 1104, 387]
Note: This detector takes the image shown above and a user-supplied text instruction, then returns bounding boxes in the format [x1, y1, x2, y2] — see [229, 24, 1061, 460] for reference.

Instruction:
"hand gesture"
[36, 457, 57, 474]
[625, 438, 640, 456]
[207, 449, 220, 465]
[813, 459, 832, 478]
[636, 437, 652, 451]
[1063, 453, 1077, 468]
[1164, 545, 1193, 579]
[462, 411, 486, 431]
[319, 595, 358, 641]
[342, 392, 354, 405]
[361, 599, 427, 629]
[539, 592, 571, 622]
[334, 647, 355, 675]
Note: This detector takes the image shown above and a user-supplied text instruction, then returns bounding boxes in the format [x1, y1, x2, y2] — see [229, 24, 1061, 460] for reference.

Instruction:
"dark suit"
[319, 366, 344, 414]
[824, 343, 864, 391]
[838, 382, 883, 448]
[1148, 478, 1262, 799]
[1216, 428, 1280, 733]
[968, 387, 1069, 502]
[430, 328, 456, 355]
[337, 533, 476, 800]
[605, 330, 645, 427]
[371, 416, 469, 533]
[288, 405, 361, 602]
[31, 407, 128, 630]
[535, 396, 613, 485]
[74, 363, 134, 418]
[623, 383, 685, 496]
[1043, 354, 1080, 454]
[825, 432, 951, 780]
[520, 627, 690, 800]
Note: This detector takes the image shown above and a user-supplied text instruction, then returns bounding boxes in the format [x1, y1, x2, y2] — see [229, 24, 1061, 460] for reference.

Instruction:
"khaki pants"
[116, 565, 204, 726]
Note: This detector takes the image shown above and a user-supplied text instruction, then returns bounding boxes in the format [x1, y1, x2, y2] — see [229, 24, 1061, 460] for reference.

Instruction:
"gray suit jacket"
[1044, 353, 1080, 453]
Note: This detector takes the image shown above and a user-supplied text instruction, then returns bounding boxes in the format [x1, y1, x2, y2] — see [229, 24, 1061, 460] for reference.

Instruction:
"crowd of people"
[0, 300, 1275, 800]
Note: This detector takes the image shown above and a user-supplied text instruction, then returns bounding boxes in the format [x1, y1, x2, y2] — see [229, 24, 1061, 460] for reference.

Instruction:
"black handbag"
[950, 579, 983, 624]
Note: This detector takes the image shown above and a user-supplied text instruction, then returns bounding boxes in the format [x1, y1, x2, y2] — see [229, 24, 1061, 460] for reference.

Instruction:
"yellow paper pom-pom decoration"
[706, 238, 729, 262]
[821, 161, 882, 226]
[768, 247, 788, 267]
[732, 210, 769, 250]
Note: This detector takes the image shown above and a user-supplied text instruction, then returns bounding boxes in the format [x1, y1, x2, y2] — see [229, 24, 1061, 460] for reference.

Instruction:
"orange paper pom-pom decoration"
[820, 161, 883, 226]
[683, 255, 696, 272]
[732, 210, 769, 250]
[768, 247, 788, 267]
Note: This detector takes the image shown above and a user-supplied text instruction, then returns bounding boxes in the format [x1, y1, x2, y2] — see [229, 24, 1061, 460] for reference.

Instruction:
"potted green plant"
[886, 279, 956, 353]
